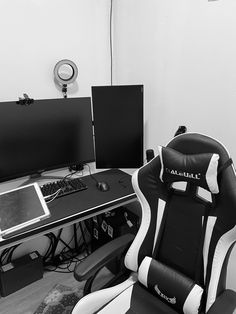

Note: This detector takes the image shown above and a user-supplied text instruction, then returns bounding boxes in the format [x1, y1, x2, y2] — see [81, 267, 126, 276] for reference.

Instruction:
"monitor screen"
[0, 97, 95, 182]
[92, 85, 143, 169]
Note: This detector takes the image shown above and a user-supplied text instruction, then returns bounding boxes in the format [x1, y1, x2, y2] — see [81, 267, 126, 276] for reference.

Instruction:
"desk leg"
[78, 222, 89, 255]
[73, 223, 79, 251]
[50, 229, 63, 260]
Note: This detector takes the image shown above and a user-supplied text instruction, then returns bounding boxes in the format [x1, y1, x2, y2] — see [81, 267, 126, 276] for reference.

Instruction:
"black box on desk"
[0, 251, 43, 297]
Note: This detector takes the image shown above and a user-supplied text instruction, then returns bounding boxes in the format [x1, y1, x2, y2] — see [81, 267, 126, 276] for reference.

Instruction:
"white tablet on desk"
[0, 183, 50, 238]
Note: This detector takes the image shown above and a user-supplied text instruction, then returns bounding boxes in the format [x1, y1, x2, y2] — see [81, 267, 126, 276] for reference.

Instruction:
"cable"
[110, 0, 113, 85]
[44, 247, 87, 273]
[42, 221, 90, 270]
[62, 170, 80, 181]
[0, 244, 22, 265]
[59, 222, 90, 257]
[41, 169, 91, 269]
[45, 189, 61, 203]
[43, 233, 57, 264]
[84, 163, 99, 185]
[6, 244, 21, 263]
[0, 248, 11, 265]
[59, 223, 80, 256]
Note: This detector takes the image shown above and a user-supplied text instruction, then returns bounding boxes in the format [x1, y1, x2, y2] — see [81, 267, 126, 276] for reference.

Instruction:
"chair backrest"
[125, 133, 236, 313]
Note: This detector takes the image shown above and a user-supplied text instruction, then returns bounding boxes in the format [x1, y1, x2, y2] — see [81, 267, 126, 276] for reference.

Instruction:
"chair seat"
[98, 282, 179, 314]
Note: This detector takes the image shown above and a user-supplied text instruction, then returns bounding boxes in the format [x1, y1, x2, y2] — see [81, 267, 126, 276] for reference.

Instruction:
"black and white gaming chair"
[72, 133, 236, 314]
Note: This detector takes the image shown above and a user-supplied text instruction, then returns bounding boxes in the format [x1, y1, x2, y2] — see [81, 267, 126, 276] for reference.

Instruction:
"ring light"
[54, 59, 78, 98]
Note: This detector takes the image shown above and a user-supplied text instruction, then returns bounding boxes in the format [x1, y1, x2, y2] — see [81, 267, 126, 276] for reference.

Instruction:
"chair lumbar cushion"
[138, 257, 203, 314]
[158, 146, 220, 194]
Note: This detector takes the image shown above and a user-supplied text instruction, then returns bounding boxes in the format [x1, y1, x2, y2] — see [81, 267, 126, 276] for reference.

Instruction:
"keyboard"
[40, 177, 88, 199]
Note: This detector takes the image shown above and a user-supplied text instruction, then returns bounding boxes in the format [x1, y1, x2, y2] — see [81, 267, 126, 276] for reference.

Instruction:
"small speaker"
[146, 149, 155, 162]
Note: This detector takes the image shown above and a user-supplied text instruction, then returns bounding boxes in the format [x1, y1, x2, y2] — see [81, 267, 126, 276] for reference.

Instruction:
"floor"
[0, 254, 235, 314]
[0, 262, 112, 314]
[0, 267, 80, 314]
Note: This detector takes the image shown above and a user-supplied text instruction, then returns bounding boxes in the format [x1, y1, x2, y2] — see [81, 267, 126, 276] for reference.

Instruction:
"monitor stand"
[20, 171, 65, 187]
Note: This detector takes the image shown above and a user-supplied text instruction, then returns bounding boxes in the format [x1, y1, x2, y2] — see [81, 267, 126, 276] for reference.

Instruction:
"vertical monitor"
[92, 85, 144, 169]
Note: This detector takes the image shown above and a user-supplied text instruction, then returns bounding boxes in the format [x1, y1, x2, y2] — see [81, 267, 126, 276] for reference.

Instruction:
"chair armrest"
[74, 233, 134, 281]
[207, 289, 236, 314]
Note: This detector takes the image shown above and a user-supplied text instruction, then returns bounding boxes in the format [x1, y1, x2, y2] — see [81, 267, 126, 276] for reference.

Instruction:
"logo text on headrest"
[154, 285, 176, 304]
[166, 168, 201, 180]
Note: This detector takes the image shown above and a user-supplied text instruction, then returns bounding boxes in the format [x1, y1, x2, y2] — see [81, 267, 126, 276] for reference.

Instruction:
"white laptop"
[0, 183, 50, 238]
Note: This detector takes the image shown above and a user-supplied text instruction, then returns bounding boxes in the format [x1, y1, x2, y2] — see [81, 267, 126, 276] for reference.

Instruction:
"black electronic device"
[0, 97, 95, 183]
[16, 93, 34, 106]
[174, 125, 187, 137]
[96, 181, 110, 192]
[92, 85, 144, 169]
[0, 251, 43, 296]
[146, 149, 155, 162]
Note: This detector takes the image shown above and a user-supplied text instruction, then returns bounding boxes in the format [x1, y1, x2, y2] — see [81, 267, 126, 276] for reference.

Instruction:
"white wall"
[113, 0, 236, 292]
[113, 0, 236, 158]
[0, 0, 111, 101]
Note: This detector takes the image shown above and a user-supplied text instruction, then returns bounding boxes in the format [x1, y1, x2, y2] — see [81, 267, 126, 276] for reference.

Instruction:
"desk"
[0, 169, 137, 251]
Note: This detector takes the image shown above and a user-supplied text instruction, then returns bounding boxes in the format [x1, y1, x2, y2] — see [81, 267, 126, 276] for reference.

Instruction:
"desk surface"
[0, 169, 136, 250]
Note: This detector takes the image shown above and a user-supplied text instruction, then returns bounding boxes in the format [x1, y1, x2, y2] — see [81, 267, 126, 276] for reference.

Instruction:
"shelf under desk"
[0, 169, 137, 251]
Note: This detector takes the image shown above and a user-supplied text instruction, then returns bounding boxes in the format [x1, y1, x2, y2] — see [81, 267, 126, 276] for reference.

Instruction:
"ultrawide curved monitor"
[0, 97, 95, 182]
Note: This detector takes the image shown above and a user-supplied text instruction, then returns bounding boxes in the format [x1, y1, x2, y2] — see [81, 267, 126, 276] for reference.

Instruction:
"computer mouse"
[96, 181, 110, 192]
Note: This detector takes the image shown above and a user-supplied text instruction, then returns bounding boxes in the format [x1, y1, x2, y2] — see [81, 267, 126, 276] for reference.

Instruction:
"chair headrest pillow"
[158, 146, 220, 194]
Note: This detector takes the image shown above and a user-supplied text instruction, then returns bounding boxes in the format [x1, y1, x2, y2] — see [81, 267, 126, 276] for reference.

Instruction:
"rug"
[33, 284, 84, 314]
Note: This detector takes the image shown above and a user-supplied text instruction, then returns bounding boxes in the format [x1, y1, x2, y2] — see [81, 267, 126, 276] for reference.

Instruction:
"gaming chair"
[72, 133, 236, 314]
